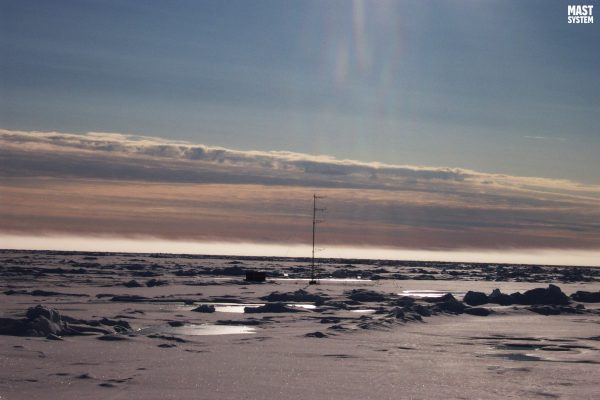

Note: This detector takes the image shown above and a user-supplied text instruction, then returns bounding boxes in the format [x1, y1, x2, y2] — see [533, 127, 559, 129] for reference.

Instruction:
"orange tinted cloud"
[1, 129, 599, 250]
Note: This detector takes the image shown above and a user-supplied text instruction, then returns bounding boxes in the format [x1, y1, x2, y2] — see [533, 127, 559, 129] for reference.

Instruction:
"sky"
[2, 0, 599, 182]
[1, 1, 599, 264]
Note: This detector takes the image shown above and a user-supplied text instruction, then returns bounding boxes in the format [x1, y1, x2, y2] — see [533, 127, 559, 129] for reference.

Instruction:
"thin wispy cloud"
[524, 135, 567, 142]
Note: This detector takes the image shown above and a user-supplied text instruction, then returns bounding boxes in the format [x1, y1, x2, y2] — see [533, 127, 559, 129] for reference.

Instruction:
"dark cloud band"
[1, 129, 599, 250]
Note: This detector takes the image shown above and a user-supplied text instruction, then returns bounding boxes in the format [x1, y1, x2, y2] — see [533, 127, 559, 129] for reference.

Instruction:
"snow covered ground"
[1, 250, 599, 399]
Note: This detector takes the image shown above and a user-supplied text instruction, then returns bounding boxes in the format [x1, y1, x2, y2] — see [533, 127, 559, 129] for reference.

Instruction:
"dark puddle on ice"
[471, 335, 600, 363]
[487, 353, 545, 362]
[323, 354, 358, 359]
[400, 290, 466, 298]
[483, 342, 599, 364]
[137, 323, 255, 336]
[496, 343, 545, 351]
[486, 353, 600, 364]
[496, 343, 593, 352]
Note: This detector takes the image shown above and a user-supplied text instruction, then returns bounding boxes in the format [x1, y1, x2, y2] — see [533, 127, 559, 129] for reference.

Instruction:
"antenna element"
[310, 193, 325, 284]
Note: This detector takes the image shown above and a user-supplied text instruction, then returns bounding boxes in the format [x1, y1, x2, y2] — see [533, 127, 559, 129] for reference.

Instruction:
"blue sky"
[1, 0, 599, 183]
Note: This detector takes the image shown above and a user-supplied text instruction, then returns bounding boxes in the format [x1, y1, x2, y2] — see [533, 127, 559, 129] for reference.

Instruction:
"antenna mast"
[310, 193, 325, 284]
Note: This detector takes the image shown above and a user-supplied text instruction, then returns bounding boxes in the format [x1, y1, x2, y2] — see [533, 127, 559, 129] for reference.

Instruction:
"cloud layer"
[1, 128, 477, 183]
[1, 128, 599, 251]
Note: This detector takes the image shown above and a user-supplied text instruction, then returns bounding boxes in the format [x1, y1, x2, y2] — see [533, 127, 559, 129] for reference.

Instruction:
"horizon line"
[1, 234, 599, 268]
